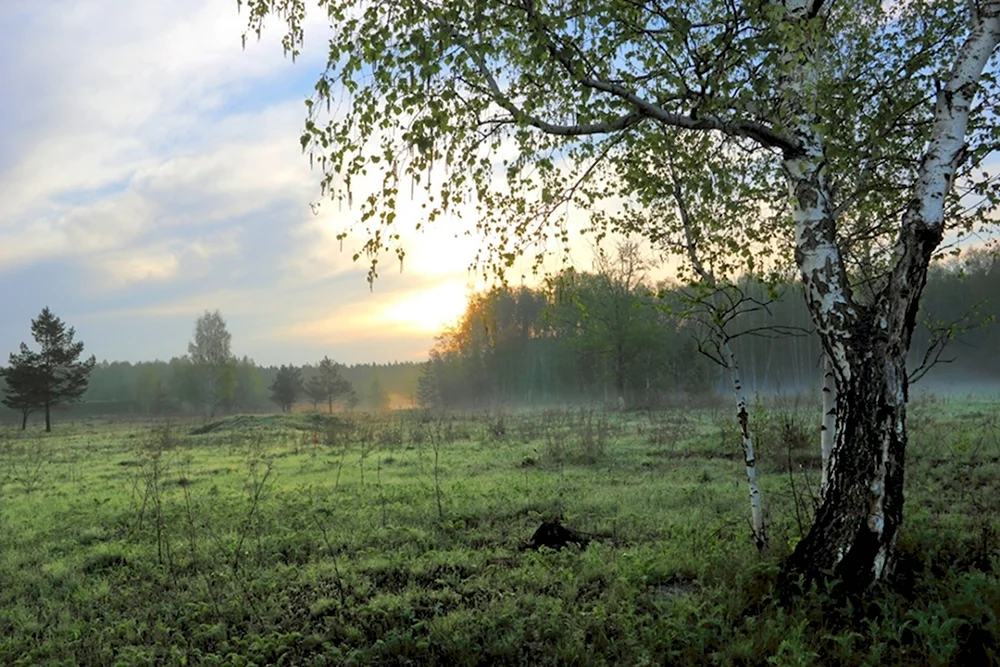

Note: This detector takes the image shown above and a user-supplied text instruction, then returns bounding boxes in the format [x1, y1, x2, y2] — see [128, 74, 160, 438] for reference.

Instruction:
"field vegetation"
[1, 394, 998, 665]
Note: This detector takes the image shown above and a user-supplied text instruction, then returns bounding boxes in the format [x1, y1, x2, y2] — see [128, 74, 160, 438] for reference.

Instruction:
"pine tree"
[1, 345, 45, 429]
[2, 308, 96, 431]
[416, 362, 440, 410]
[316, 356, 352, 413]
[303, 376, 326, 411]
[269, 365, 302, 413]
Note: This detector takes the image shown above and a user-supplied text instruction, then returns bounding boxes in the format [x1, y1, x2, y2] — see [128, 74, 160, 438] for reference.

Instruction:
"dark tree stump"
[520, 520, 590, 551]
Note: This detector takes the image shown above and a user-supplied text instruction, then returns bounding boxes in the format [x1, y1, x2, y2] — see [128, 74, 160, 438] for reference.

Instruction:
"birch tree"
[668, 160, 772, 552]
[240, 0, 1000, 588]
[188, 310, 235, 417]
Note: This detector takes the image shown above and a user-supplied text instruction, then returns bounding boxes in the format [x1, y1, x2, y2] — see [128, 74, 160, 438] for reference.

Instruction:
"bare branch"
[908, 301, 992, 383]
[444, 4, 801, 152]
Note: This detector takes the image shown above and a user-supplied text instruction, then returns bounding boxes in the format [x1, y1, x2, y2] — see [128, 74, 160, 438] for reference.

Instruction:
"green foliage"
[416, 362, 440, 410]
[168, 356, 208, 411]
[239, 0, 998, 583]
[238, 0, 997, 287]
[269, 364, 303, 413]
[304, 375, 327, 410]
[367, 377, 390, 411]
[0, 346, 45, 425]
[4, 252, 998, 426]
[425, 264, 736, 408]
[233, 356, 267, 410]
[134, 365, 164, 414]
[305, 357, 353, 413]
[413, 249, 1000, 409]
[4, 360, 423, 423]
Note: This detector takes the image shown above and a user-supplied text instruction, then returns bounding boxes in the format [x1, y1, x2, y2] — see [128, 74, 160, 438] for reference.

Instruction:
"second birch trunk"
[722, 339, 767, 550]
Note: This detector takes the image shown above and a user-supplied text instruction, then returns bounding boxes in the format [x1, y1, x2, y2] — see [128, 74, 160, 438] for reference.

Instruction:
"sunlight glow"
[381, 280, 470, 334]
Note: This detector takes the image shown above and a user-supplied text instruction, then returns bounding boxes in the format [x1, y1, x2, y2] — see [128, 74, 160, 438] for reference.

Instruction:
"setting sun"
[381, 280, 470, 334]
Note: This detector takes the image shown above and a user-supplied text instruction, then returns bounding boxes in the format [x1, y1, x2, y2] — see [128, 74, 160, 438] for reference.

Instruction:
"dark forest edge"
[2, 247, 998, 427]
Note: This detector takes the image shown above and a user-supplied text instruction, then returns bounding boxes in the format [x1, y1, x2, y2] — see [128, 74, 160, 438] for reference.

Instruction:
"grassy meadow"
[1, 395, 999, 666]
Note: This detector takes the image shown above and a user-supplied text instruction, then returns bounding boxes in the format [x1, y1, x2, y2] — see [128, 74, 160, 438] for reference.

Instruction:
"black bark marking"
[782, 312, 908, 593]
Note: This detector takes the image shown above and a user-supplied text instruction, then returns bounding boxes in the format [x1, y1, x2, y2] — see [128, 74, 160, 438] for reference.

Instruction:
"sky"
[0, 0, 504, 366]
[1, 2, 995, 369]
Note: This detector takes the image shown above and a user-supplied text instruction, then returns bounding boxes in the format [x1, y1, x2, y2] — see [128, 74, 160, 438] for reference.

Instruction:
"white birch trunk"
[721, 339, 766, 550]
[820, 353, 836, 495]
[780, 1, 1000, 586]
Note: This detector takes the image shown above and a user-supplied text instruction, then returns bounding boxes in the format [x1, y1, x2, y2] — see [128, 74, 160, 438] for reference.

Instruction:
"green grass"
[1, 397, 998, 666]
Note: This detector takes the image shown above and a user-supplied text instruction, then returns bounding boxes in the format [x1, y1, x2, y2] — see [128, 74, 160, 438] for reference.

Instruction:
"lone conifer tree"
[316, 356, 352, 414]
[1, 307, 96, 431]
[269, 364, 303, 413]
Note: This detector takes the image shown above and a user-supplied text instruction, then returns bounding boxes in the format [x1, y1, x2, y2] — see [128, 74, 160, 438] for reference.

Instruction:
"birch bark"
[781, 0, 1000, 586]
[721, 339, 767, 549]
[820, 354, 836, 496]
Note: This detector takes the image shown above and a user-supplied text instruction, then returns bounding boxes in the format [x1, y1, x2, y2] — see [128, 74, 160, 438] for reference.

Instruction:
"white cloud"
[0, 0, 327, 223]
[85, 228, 244, 291]
[0, 97, 318, 274]
[96, 253, 182, 289]
[0, 191, 153, 270]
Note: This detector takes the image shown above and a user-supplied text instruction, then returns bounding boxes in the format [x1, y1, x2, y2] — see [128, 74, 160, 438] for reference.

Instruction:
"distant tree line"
[0, 309, 424, 425]
[417, 275, 711, 409]
[54, 356, 418, 418]
[3, 249, 996, 424]
[910, 249, 1000, 386]
[417, 247, 1000, 409]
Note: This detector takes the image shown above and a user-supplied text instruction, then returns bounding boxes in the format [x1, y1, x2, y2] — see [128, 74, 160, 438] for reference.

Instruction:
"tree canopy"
[1, 346, 45, 429]
[241, 0, 997, 283]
